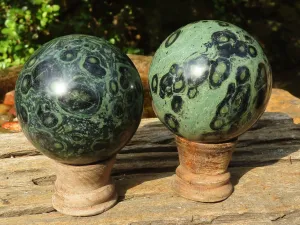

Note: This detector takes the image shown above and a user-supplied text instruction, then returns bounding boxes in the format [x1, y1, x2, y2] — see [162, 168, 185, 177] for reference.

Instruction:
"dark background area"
[1, 0, 300, 97]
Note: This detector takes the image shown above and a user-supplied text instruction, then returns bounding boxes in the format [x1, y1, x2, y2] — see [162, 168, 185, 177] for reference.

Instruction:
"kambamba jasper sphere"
[149, 20, 272, 142]
[15, 35, 144, 165]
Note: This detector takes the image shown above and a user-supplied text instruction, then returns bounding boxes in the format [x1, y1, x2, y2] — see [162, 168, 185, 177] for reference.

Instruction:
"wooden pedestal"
[52, 156, 118, 216]
[172, 136, 237, 202]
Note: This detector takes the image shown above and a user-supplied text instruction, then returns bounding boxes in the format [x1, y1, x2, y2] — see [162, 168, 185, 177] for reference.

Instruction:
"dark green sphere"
[15, 35, 144, 165]
[149, 20, 272, 142]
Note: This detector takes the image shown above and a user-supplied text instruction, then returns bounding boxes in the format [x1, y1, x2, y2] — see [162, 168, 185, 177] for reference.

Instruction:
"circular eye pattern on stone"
[236, 66, 250, 84]
[209, 58, 231, 88]
[171, 96, 183, 113]
[21, 74, 32, 95]
[187, 87, 198, 99]
[83, 56, 106, 78]
[109, 80, 119, 95]
[151, 74, 158, 94]
[60, 49, 78, 62]
[58, 84, 100, 114]
[165, 29, 182, 48]
[248, 45, 258, 57]
[234, 41, 248, 57]
[164, 113, 179, 133]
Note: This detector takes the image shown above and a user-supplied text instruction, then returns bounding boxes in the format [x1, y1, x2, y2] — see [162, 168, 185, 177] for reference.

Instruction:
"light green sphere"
[149, 20, 272, 142]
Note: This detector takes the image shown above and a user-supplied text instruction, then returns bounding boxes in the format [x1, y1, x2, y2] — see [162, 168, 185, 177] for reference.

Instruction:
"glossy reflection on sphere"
[149, 20, 272, 142]
[15, 35, 144, 165]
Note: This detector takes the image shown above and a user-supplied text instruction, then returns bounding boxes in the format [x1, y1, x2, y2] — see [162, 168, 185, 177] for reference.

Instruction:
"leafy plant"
[0, 0, 60, 68]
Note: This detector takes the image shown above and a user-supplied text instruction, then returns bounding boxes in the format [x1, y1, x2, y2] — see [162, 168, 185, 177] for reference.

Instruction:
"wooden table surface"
[1, 88, 300, 225]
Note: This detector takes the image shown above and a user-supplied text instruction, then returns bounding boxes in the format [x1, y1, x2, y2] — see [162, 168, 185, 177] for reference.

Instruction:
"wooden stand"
[172, 136, 237, 202]
[52, 156, 118, 216]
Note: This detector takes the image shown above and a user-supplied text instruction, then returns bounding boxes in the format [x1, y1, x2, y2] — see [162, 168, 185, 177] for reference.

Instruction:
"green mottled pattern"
[149, 20, 272, 142]
[15, 35, 144, 165]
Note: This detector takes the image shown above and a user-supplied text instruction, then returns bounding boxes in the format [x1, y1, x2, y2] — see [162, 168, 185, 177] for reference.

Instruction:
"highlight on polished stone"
[15, 34, 144, 165]
[149, 20, 272, 143]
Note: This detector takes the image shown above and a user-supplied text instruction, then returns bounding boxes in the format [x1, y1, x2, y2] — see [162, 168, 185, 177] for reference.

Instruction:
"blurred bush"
[0, 0, 60, 68]
[1, 0, 299, 95]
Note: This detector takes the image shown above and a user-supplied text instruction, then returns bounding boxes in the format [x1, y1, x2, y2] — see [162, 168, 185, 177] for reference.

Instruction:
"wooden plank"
[0, 112, 300, 224]
[1, 163, 300, 224]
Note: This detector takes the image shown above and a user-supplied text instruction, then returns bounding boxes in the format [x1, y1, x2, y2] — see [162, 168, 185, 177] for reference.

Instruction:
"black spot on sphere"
[218, 43, 235, 58]
[109, 80, 119, 95]
[151, 74, 158, 94]
[209, 58, 231, 88]
[60, 49, 78, 61]
[165, 29, 181, 48]
[83, 56, 106, 78]
[248, 45, 257, 57]
[164, 113, 179, 133]
[210, 82, 250, 131]
[211, 30, 238, 57]
[234, 41, 248, 57]
[21, 74, 32, 95]
[187, 87, 198, 99]
[58, 84, 99, 113]
[236, 66, 250, 84]
[159, 72, 173, 99]
[212, 30, 237, 44]
[19, 105, 28, 124]
[171, 96, 183, 113]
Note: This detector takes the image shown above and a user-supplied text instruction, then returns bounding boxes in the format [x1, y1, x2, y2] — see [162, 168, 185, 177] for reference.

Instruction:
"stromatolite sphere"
[15, 35, 144, 165]
[149, 20, 272, 142]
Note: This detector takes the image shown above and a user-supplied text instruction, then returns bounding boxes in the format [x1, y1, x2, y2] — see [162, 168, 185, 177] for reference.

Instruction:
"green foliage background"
[1, 0, 300, 95]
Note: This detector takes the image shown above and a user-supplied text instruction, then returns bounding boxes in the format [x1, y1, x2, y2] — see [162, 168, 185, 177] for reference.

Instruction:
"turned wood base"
[52, 156, 118, 216]
[172, 136, 237, 202]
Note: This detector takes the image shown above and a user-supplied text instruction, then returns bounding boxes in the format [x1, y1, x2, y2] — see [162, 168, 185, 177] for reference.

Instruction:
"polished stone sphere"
[149, 20, 272, 142]
[15, 35, 144, 164]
